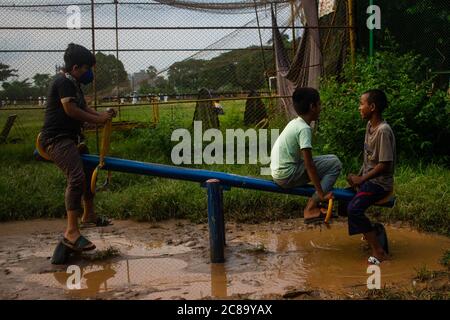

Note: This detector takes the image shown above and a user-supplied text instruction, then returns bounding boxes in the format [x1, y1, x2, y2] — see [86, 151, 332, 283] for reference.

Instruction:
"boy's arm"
[61, 99, 110, 124]
[86, 106, 117, 117]
[349, 162, 390, 186]
[85, 106, 100, 116]
[301, 148, 326, 199]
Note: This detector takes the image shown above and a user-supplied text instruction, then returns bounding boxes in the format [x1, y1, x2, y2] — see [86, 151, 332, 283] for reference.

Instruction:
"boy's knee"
[69, 170, 86, 189]
[347, 202, 360, 218]
[330, 155, 342, 172]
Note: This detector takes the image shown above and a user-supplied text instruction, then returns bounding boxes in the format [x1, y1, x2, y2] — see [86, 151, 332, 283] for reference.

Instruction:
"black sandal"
[80, 216, 113, 229]
[51, 240, 74, 265]
[62, 235, 96, 252]
[304, 212, 327, 225]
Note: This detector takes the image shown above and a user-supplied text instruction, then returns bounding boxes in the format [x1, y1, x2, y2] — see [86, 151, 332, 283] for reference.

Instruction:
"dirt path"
[0, 218, 448, 300]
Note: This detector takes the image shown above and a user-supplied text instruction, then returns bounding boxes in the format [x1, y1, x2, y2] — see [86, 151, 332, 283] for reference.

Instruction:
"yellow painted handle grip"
[90, 118, 113, 194]
[91, 166, 99, 195]
[324, 198, 334, 223]
[35, 132, 51, 161]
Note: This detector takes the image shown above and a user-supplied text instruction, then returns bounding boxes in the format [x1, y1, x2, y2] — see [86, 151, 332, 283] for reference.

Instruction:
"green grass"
[414, 265, 437, 282]
[81, 246, 121, 261]
[0, 101, 449, 236]
[441, 250, 450, 269]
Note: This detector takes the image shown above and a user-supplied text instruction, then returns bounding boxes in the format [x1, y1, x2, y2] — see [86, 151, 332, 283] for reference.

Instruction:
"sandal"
[62, 235, 96, 252]
[368, 256, 381, 265]
[304, 212, 327, 225]
[80, 215, 113, 229]
[51, 240, 74, 265]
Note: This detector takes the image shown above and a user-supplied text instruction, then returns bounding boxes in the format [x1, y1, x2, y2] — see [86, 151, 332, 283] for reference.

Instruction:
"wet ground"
[0, 218, 448, 300]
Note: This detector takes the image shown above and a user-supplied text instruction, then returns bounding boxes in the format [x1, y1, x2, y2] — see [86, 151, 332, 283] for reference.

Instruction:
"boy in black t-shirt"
[40, 43, 115, 252]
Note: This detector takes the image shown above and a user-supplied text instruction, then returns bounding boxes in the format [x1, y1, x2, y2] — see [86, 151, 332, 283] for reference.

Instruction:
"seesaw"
[36, 119, 395, 263]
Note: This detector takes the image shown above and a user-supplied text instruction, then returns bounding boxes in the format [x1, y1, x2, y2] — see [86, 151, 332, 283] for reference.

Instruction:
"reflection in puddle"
[26, 224, 449, 299]
[210, 264, 227, 298]
[239, 224, 450, 293]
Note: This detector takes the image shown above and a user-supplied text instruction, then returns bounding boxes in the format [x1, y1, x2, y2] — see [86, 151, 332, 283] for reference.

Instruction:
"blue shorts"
[347, 181, 390, 235]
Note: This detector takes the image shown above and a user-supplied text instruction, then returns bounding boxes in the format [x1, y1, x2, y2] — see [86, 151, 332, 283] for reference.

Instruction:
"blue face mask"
[79, 69, 94, 85]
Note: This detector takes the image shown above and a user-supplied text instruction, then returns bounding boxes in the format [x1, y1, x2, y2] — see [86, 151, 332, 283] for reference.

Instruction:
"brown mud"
[0, 218, 448, 300]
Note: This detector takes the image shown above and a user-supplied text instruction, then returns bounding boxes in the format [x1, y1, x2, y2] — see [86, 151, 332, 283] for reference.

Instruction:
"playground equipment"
[90, 116, 112, 195]
[151, 95, 160, 125]
[36, 119, 396, 263]
[80, 153, 395, 263]
[0, 114, 17, 143]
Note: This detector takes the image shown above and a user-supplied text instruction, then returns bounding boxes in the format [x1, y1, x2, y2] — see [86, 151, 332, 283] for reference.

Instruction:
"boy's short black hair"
[363, 89, 388, 113]
[64, 43, 96, 71]
[292, 87, 320, 115]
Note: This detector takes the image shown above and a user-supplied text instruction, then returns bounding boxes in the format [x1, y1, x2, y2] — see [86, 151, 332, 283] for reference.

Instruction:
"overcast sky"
[0, 0, 297, 83]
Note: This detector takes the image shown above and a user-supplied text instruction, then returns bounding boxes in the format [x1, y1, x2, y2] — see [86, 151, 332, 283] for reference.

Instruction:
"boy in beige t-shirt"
[347, 89, 396, 265]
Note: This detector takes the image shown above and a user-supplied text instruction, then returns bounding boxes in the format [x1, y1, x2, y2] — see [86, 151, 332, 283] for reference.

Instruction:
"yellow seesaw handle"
[324, 198, 334, 223]
[90, 115, 113, 194]
[35, 132, 51, 161]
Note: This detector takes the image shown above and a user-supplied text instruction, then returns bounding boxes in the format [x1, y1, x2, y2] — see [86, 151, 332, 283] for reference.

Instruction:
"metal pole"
[206, 179, 225, 263]
[290, 0, 296, 58]
[369, 0, 374, 58]
[91, 0, 99, 152]
[115, 0, 121, 121]
[348, 0, 356, 65]
[253, 0, 270, 93]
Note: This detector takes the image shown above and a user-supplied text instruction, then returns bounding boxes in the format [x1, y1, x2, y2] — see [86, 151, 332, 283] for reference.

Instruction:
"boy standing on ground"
[270, 87, 342, 223]
[347, 89, 396, 265]
[39, 43, 115, 251]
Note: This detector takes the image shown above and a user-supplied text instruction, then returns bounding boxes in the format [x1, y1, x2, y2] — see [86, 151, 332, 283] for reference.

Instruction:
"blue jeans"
[274, 154, 342, 203]
[347, 181, 389, 235]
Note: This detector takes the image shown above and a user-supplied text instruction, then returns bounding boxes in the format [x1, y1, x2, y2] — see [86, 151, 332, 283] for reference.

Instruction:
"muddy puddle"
[0, 218, 448, 299]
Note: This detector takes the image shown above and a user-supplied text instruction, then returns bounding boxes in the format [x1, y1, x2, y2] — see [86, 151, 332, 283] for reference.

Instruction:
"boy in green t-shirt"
[270, 87, 342, 223]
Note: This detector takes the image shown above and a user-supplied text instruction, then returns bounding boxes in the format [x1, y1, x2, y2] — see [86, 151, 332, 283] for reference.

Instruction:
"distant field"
[0, 99, 449, 236]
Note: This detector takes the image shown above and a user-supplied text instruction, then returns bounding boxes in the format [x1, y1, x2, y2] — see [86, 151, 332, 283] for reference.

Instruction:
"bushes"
[318, 50, 450, 167]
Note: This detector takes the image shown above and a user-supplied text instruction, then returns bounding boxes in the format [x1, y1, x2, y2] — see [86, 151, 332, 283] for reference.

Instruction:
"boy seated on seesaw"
[270, 87, 342, 224]
[38, 43, 116, 253]
[346, 89, 396, 265]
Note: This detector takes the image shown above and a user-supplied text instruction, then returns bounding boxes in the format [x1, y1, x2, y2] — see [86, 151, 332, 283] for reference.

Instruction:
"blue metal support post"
[206, 179, 225, 263]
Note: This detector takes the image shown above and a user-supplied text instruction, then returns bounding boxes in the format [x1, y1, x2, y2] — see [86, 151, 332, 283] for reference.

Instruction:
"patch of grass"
[243, 243, 267, 254]
[414, 265, 438, 282]
[364, 286, 449, 300]
[364, 287, 406, 300]
[362, 268, 450, 300]
[378, 164, 450, 236]
[440, 250, 450, 269]
[82, 246, 120, 261]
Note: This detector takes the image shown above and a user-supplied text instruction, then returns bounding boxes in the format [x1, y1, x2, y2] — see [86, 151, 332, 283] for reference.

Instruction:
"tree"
[0, 63, 17, 82]
[138, 75, 171, 95]
[167, 46, 272, 93]
[355, 0, 450, 73]
[1, 79, 34, 101]
[168, 59, 207, 93]
[89, 52, 128, 92]
[32, 73, 52, 96]
[146, 65, 158, 81]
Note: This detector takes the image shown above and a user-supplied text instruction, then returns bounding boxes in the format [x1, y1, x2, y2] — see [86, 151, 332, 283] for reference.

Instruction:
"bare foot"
[303, 198, 322, 219]
[81, 200, 96, 223]
[81, 215, 97, 224]
[64, 229, 81, 244]
[304, 207, 322, 219]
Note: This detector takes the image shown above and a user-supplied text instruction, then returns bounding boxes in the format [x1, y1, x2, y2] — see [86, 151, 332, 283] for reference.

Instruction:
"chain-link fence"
[0, 0, 356, 146]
